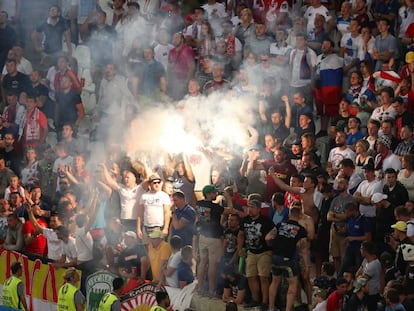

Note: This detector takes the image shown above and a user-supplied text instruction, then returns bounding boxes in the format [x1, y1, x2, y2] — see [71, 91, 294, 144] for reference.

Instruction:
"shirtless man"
[296, 201, 314, 307]
[270, 169, 321, 225]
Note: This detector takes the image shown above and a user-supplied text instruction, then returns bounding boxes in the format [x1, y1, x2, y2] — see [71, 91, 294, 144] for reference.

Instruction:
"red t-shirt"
[326, 290, 343, 311]
[264, 160, 298, 202]
[22, 218, 48, 256]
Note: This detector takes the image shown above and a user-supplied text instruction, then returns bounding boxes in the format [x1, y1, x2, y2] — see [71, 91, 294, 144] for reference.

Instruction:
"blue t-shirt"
[177, 261, 194, 285]
[347, 131, 365, 146]
[172, 204, 196, 246]
[347, 214, 370, 249]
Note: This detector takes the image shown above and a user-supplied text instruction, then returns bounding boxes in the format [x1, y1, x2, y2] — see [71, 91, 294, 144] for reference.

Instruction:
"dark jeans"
[340, 244, 362, 277]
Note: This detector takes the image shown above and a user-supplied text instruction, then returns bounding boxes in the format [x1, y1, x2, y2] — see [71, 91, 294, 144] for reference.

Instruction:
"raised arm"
[269, 168, 304, 194]
[99, 163, 120, 190]
[182, 153, 195, 183]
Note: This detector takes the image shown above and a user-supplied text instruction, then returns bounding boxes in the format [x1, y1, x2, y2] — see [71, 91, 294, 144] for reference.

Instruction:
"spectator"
[170, 190, 195, 246]
[177, 245, 194, 288]
[356, 241, 382, 311]
[222, 265, 249, 305]
[398, 154, 414, 200]
[118, 231, 149, 288]
[4, 213, 24, 252]
[238, 199, 274, 308]
[195, 184, 224, 295]
[31, 5, 72, 67]
[162, 235, 182, 288]
[148, 228, 171, 283]
[326, 277, 349, 311]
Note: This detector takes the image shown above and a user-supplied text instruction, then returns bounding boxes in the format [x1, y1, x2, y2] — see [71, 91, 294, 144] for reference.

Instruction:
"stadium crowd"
[1, 0, 414, 310]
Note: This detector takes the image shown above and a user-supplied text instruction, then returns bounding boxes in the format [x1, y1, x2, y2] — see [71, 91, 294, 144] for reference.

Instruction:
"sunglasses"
[152, 181, 161, 184]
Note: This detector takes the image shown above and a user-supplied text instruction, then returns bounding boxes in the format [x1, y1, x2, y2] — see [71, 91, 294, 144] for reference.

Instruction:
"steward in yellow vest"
[57, 268, 85, 311]
[149, 291, 170, 311]
[98, 277, 124, 311]
[2, 262, 27, 311]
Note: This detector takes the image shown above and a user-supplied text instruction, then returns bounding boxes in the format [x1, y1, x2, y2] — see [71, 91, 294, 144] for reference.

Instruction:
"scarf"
[23, 108, 41, 142]
[226, 34, 236, 57]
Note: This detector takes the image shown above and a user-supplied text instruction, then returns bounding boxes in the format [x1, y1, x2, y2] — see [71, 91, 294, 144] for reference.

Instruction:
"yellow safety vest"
[2, 276, 23, 310]
[98, 292, 118, 311]
[149, 306, 168, 311]
[57, 282, 78, 311]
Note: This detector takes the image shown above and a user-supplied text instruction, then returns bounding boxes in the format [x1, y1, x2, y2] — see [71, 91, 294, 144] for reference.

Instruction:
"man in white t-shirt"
[353, 163, 383, 218]
[138, 173, 171, 239]
[56, 225, 77, 268]
[27, 206, 63, 262]
[304, 0, 331, 34]
[328, 131, 356, 176]
[163, 235, 182, 288]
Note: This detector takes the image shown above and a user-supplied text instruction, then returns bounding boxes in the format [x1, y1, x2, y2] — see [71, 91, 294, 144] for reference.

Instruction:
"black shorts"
[271, 254, 299, 278]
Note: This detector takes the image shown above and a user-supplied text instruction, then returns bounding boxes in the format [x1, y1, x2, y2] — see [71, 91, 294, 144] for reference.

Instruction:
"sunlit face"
[163, 182, 174, 195]
[335, 132, 346, 146]
[367, 123, 379, 136]
[188, 80, 200, 94]
[381, 122, 392, 135]
[299, 115, 310, 128]
[211, 170, 220, 184]
[150, 179, 162, 191]
[341, 2, 351, 16]
[26, 148, 37, 161]
[273, 150, 285, 163]
[264, 135, 275, 149]
[240, 9, 250, 23]
[31, 187, 42, 201]
[400, 127, 413, 141]
[350, 72, 361, 86]
[123, 171, 137, 188]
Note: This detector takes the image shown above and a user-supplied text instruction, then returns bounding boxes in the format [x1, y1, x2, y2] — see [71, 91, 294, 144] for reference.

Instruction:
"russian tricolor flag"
[316, 55, 344, 107]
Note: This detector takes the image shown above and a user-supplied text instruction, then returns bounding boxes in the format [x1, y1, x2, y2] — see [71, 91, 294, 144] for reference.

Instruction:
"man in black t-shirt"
[118, 231, 149, 282]
[265, 206, 307, 311]
[222, 265, 249, 305]
[238, 199, 274, 308]
[195, 185, 224, 295]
